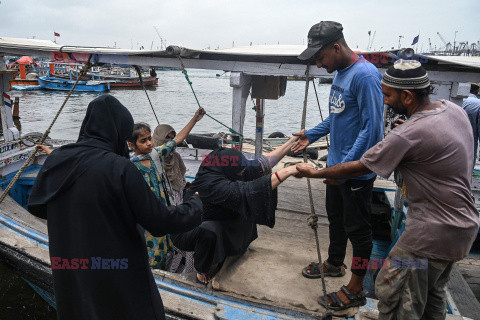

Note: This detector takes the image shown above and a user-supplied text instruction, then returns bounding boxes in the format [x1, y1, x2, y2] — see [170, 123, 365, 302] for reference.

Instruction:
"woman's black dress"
[171, 148, 277, 275]
[28, 95, 203, 320]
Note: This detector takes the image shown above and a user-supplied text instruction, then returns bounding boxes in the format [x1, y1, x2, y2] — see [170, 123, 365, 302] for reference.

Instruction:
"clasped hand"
[294, 163, 341, 185]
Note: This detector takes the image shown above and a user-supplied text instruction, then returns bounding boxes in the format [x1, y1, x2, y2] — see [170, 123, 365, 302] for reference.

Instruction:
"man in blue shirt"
[462, 83, 480, 163]
[292, 21, 384, 310]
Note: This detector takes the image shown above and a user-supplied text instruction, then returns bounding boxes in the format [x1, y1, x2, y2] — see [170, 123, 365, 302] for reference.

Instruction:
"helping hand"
[194, 107, 206, 122]
[36, 144, 53, 155]
[291, 129, 310, 153]
[294, 162, 317, 178]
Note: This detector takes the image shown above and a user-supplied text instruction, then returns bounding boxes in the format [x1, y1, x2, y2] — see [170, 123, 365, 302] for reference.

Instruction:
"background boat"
[37, 76, 110, 92]
[50, 71, 157, 88]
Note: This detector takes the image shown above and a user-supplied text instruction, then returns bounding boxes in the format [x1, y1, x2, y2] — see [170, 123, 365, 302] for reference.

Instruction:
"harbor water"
[11, 69, 332, 140]
[0, 69, 332, 318]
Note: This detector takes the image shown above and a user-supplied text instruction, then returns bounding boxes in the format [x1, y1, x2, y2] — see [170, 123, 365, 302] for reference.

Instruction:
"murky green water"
[0, 261, 56, 319]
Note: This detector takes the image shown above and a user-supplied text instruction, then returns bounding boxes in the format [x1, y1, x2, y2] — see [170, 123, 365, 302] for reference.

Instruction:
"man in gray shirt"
[296, 60, 479, 319]
[462, 83, 480, 163]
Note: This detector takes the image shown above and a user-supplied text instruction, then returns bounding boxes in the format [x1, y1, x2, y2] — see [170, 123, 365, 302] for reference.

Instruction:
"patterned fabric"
[375, 244, 453, 320]
[131, 140, 177, 269]
[168, 187, 195, 274]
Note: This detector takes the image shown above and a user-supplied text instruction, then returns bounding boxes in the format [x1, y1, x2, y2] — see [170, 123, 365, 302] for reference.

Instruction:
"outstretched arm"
[291, 116, 331, 153]
[174, 107, 206, 145]
[296, 160, 371, 180]
[271, 165, 299, 189]
[263, 136, 298, 167]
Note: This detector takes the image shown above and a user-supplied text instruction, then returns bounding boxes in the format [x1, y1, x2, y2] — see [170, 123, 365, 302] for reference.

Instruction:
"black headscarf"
[189, 148, 277, 228]
[28, 95, 134, 218]
[190, 148, 247, 201]
[76, 94, 133, 157]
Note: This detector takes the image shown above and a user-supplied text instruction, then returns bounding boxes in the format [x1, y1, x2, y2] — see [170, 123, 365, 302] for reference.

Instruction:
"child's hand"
[194, 108, 206, 122]
[36, 144, 53, 155]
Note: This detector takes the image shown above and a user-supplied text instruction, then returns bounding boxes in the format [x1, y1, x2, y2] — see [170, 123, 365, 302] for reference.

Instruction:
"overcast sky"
[1, 0, 478, 52]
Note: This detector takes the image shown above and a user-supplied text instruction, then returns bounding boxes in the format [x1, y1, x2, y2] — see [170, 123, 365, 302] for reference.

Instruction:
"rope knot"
[307, 214, 319, 229]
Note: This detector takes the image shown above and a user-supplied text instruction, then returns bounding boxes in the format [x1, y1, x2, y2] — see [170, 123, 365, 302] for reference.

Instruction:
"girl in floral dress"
[127, 108, 205, 269]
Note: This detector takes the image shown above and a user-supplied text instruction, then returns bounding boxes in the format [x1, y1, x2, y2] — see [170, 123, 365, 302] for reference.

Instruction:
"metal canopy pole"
[254, 98, 265, 157]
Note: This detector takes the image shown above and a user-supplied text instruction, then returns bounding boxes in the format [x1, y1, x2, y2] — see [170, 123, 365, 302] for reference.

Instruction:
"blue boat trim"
[154, 277, 320, 319]
[23, 278, 57, 309]
[0, 214, 49, 248]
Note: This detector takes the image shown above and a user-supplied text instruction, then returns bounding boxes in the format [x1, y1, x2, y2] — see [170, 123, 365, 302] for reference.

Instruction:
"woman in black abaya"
[172, 139, 300, 284]
[28, 95, 203, 320]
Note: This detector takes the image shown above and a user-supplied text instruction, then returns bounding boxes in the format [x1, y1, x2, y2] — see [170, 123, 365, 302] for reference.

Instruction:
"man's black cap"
[471, 83, 480, 93]
[298, 21, 344, 61]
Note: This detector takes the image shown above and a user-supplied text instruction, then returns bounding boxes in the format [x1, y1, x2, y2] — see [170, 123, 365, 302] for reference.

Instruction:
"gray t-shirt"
[361, 100, 479, 261]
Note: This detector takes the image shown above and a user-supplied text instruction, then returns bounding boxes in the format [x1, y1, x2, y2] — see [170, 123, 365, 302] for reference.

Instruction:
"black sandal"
[318, 285, 367, 311]
[302, 260, 346, 279]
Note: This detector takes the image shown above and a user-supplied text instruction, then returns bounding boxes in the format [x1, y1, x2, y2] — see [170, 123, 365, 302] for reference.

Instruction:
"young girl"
[152, 124, 187, 205]
[128, 107, 205, 270]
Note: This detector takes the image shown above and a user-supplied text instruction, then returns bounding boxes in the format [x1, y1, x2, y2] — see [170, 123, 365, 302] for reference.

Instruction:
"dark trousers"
[326, 178, 374, 277]
[170, 221, 224, 275]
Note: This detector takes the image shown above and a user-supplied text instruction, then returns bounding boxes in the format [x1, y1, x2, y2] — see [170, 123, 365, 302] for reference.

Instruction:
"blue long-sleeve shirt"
[462, 93, 480, 162]
[305, 55, 384, 180]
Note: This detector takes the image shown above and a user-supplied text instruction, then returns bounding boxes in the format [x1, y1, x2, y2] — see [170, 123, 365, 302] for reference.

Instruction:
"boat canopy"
[1, 37, 479, 77]
[12, 56, 38, 65]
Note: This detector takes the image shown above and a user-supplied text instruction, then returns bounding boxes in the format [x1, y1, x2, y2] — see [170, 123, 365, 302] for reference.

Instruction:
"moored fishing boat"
[50, 71, 158, 88]
[0, 37, 480, 319]
[37, 75, 110, 92]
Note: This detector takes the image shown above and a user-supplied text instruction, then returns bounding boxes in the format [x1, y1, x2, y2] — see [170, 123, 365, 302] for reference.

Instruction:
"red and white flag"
[54, 32, 60, 37]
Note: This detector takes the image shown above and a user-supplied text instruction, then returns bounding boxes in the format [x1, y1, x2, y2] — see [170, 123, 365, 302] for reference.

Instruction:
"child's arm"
[154, 140, 177, 162]
[264, 136, 299, 167]
[174, 107, 205, 145]
[124, 163, 202, 236]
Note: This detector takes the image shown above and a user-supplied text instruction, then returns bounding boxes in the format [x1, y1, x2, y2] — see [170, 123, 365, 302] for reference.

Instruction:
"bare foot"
[196, 273, 209, 284]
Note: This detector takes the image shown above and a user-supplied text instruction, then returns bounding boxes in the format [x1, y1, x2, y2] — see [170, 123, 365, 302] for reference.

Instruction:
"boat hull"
[10, 79, 39, 86]
[110, 77, 158, 87]
[38, 76, 110, 92]
[50, 73, 158, 88]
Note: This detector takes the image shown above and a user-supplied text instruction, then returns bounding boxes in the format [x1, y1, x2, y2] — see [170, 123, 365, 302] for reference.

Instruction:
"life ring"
[62, 82, 68, 87]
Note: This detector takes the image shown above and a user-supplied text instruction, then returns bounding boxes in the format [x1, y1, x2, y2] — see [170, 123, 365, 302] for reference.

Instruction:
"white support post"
[254, 98, 265, 157]
[230, 72, 251, 151]
[0, 55, 19, 142]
